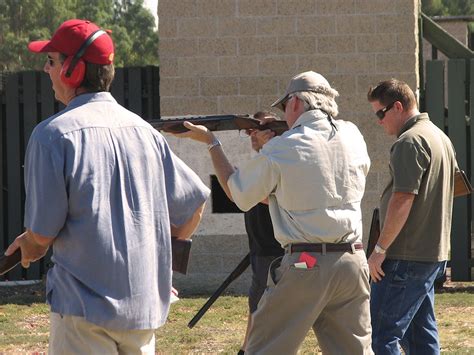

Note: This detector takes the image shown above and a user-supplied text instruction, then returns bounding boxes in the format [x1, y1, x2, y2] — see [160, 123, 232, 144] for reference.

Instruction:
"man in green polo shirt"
[367, 79, 456, 354]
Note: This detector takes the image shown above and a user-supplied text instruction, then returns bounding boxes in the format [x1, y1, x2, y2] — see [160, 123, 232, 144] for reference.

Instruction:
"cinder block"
[297, 16, 336, 35]
[219, 57, 259, 76]
[278, 36, 317, 55]
[258, 56, 298, 75]
[200, 77, 239, 96]
[336, 15, 376, 34]
[336, 54, 376, 74]
[238, 37, 278, 56]
[196, 0, 237, 17]
[258, 95, 286, 112]
[160, 97, 218, 116]
[218, 96, 260, 114]
[159, 38, 198, 57]
[376, 53, 417, 73]
[178, 57, 220, 76]
[158, 0, 197, 18]
[316, 0, 356, 15]
[158, 57, 179, 77]
[357, 34, 397, 53]
[375, 14, 416, 34]
[297, 55, 337, 74]
[325, 74, 356, 96]
[217, 18, 257, 37]
[188, 254, 223, 273]
[277, 0, 317, 15]
[199, 38, 238, 56]
[173, 269, 251, 295]
[221, 254, 252, 273]
[397, 33, 417, 53]
[239, 76, 279, 96]
[178, 18, 218, 38]
[355, 0, 398, 15]
[160, 77, 199, 97]
[257, 17, 297, 36]
[205, 211, 247, 235]
[159, 18, 178, 38]
[337, 94, 374, 115]
[356, 74, 394, 94]
[318, 35, 356, 53]
[365, 171, 379, 193]
[238, 0, 277, 16]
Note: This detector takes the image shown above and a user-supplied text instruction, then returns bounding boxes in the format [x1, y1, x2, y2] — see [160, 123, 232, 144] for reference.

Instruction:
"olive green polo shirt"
[379, 113, 456, 261]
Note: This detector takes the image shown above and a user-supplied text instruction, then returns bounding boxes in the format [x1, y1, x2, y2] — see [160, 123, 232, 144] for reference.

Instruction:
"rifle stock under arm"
[149, 114, 288, 136]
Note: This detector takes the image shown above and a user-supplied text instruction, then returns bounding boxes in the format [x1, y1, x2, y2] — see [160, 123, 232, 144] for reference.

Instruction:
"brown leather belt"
[287, 242, 364, 254]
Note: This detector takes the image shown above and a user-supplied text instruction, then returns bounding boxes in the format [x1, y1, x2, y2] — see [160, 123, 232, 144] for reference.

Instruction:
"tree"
[422, 0, 474, 16]
[0, 0, 159, 71]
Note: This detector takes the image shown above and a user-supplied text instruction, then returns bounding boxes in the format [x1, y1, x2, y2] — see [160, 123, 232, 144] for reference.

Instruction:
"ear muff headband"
[64, 29, 107, 78]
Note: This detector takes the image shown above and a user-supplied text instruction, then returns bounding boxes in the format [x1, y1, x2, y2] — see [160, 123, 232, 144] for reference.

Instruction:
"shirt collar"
[67, 92, 116, 110]
[397, 112, 429, 137]
[291, 109, 329, 129]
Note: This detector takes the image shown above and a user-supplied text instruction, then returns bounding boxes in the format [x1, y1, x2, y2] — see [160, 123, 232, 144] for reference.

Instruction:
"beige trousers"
[246, 249, 373, 355]
[49, 312, 155, 355]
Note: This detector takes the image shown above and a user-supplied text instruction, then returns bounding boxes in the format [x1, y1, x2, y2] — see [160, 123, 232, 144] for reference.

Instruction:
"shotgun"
[366, 208, 380, 258]
[188, 252, 250, 328]
[149, 114, 288, 136]
[0, 236, 192, 276]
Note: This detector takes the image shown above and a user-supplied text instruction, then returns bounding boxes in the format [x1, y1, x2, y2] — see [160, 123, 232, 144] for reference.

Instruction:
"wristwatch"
[374, 244, 386, 254]
[207, 137, 221, 151]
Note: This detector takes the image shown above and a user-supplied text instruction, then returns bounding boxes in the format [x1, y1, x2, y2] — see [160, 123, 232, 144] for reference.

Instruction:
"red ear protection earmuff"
[60, 29, 107, 88]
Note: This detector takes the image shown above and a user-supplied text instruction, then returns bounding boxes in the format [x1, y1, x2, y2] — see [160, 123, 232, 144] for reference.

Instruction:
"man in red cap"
[5, 19, 210, 353]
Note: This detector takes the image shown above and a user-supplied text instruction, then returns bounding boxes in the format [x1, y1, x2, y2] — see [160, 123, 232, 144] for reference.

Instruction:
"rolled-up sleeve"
[228, 153, 279, 212]
[24, 138, 68, 237]
[161, 140, 210, 227]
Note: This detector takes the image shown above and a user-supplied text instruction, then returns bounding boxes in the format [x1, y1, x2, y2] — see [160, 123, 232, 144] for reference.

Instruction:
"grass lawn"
[0, 282, 472, 353]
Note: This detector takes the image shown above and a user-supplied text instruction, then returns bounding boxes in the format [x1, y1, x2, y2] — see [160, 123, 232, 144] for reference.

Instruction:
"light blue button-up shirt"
[24, 92, 210, 329]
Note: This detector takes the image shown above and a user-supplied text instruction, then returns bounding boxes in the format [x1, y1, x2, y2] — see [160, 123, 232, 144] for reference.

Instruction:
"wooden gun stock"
[366, 208, 380, 258]
[149, 114, 288, 136]
[0, 249, 22, 276]
[454, 170, 473, 197]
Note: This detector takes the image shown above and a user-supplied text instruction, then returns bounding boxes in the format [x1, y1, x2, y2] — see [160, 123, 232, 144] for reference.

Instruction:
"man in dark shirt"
[238, 111, 284, 354]
[241, 203, 284, 353]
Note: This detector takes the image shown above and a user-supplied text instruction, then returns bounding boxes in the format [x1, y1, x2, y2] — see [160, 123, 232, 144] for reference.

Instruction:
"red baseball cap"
[28, 19, 114, 64]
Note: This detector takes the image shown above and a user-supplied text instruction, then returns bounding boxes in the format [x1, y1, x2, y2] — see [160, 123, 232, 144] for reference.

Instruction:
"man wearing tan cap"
[177, 71, 373, 354]
[5, 19, 209, 353]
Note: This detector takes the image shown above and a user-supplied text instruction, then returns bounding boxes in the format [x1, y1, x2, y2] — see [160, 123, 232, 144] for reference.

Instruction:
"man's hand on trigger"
[250, 129, 275, 152]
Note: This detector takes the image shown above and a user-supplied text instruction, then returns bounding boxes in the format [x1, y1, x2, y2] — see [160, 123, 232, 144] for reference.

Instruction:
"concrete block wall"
[158, 0, 420, 295]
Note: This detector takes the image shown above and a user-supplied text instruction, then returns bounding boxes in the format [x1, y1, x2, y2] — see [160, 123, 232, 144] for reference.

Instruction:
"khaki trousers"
[49, 312, 155, 355]
[246, 249, 373, 355]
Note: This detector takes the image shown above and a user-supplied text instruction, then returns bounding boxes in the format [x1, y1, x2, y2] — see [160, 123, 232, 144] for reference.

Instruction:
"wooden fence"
[420, 13, 474, 281]
[0, 66, 160, 281]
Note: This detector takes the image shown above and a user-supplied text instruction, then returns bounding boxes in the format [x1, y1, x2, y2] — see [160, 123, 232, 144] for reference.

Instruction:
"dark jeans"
[370, 259, 446, 355]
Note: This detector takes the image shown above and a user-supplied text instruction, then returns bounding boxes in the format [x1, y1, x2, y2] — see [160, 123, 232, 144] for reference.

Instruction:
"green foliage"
[0, 0, 159, 71]
[422, 0, 474, 16]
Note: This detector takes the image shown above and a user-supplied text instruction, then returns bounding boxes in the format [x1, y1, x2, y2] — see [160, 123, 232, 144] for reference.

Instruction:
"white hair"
[293, 86, 339, 117]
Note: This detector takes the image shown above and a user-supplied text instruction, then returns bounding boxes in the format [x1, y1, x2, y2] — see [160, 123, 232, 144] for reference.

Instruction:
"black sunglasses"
[282, 95, 294, 111]
[375, 102, 395, 120]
